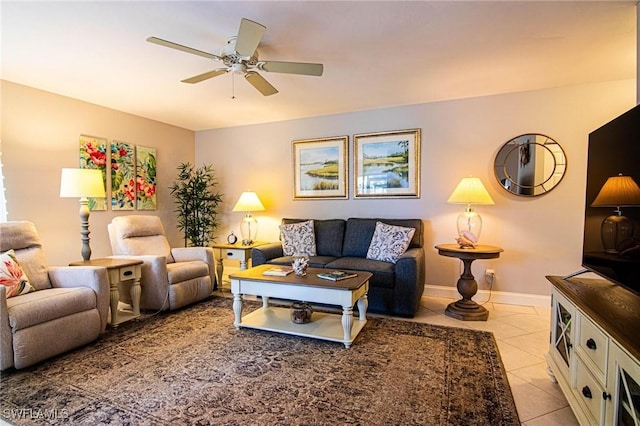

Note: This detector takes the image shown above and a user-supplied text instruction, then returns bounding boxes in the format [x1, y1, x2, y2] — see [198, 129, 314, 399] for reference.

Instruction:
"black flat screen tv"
[582, 103, 640, 294]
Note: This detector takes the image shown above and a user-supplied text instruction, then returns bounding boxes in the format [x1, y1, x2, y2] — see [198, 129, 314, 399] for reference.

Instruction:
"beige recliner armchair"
[0, 221, 110, 370]
[107, 215, 215, 311]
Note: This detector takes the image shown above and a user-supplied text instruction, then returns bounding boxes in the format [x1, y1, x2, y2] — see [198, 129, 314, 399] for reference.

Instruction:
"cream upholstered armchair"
[107, 215, 215, 311]
[0, 221, 110, 370]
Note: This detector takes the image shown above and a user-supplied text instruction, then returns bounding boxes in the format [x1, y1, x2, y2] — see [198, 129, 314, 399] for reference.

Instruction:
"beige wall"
[196, 79, 637, 300]
[1, 81, 195, 266]
[2, 78, 636, 302]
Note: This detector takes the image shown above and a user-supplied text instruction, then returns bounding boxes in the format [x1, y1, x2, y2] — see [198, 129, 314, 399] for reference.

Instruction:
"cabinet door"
[607, 343, 640, 425]
[550, 290, 576, 378]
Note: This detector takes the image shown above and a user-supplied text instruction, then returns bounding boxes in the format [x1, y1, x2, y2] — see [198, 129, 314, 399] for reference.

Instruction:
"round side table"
[435, 244, 503, 321]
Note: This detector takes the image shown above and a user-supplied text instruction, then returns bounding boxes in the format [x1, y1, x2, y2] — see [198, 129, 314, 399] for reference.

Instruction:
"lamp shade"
[447, 177, 495, 205]
[591, 174, 640, 207]
[232, 191, 265, 212]
[60, 168, 105, 198]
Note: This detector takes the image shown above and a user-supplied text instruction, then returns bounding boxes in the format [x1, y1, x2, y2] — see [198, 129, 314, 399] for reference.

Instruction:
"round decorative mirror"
[494, 133, 567, 197]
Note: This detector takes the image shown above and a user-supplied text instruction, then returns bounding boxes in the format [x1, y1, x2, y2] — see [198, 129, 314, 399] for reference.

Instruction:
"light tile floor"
[400, 295, 579, 425]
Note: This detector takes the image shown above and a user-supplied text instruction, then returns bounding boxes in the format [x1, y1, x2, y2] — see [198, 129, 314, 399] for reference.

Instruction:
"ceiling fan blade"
[259, 61, 323, 76]
[245, 71, 278, 96]
[181, 69, 228, 84]
[147, 36, 221, 61]
[235, 18, 266, 57]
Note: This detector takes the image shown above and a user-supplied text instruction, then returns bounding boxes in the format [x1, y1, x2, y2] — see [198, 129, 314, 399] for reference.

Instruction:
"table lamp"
[591, 174, 640, 253]
[60, 168, 106, 260]
[447, 177, 494, 244]
[232, 191, 265, 245]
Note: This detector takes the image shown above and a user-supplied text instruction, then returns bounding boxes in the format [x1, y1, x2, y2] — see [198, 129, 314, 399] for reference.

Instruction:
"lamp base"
[456, 208, 483, 244]
[79, 198, 92, 261]
[240, 213, 258, 246]
[601, 213, 634, 254]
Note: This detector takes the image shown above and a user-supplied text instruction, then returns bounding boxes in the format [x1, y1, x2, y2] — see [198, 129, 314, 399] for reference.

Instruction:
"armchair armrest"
[171, 247, 216, 289]
[251, 243, 284, 266]
[109, 255, 170, 311]
[394, 247, 426, 315]
[49, 266, 110, 332]
[0, 286, 12, 370]
[171, 247, 213, 262]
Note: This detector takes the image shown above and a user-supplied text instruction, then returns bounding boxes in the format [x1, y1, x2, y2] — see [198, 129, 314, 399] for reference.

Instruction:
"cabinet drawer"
[119, 265, 139, 281]
[223, 249, 249, 261]
[575, 357, 605, 425]
[578, 314, 608, 379]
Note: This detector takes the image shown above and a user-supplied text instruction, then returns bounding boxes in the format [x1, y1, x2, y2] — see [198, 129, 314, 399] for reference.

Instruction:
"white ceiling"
[1, 1, 637, 131]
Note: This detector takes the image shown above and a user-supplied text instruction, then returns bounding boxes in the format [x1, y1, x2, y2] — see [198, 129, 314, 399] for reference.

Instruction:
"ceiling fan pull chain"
[231, 73, 235, 99]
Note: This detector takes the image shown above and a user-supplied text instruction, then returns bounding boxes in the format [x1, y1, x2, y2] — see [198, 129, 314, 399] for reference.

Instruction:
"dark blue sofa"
[251, 218, 425, 317]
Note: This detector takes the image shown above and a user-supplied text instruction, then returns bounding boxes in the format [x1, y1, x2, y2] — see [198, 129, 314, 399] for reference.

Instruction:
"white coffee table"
[229, 265, 371, 348]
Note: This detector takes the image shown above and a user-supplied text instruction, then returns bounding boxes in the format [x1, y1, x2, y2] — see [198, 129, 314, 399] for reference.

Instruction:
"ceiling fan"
[147, 18, 323, 96]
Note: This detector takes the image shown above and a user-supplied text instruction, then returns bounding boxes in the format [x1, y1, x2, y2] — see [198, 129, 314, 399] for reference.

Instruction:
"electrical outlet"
[485, 269, 495, 285]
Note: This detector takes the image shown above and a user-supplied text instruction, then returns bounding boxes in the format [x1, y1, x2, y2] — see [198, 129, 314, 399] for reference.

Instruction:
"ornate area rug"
[1, 297, 519, 425]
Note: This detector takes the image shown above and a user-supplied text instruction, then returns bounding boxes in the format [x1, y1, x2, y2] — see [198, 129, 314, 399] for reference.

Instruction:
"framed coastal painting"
[353, 129, 421, 198]
[79, 135, 108, 210]
[110, 141, 135, 210]
[135, 145, 157, 210]
[292, 136, 348, 200]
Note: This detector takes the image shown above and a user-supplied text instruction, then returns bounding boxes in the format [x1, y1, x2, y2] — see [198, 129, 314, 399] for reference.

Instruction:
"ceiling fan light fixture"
[231, 63, 247, 74]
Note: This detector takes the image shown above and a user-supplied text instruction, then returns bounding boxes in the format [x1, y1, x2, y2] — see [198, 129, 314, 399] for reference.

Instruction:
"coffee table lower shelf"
[238, 306, 367, 347]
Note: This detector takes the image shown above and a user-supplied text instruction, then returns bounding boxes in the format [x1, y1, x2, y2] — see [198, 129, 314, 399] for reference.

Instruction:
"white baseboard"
[222, 265, 551, 308]
[424, 284, 551, 308]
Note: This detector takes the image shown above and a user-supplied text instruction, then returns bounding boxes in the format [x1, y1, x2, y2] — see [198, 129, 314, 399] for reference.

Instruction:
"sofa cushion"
[366, 222, 416, 264]
[280, 220, 317, 256]
[268, 255, 339, 269]
[283, 219, 345, 257]
[0, 249, 36, 298]
[325, 257, 396, 289]
[6, 287, 97, 331]
[342, 218, 423, 258]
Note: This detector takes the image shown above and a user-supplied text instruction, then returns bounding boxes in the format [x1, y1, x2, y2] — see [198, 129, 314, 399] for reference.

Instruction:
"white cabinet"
[546, 276, 640, 426]
[548, 289, 576, 385]
[606, 343, 640, 425]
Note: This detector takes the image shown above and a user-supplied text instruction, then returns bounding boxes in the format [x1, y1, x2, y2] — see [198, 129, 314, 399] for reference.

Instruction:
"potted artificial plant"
[169, 163, 223, 247]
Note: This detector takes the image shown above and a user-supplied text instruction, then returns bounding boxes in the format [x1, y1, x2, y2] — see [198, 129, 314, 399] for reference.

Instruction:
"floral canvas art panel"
[110, 141, 135, 210]
[79, 135, 108, 210]
[136, 145, 157, 210]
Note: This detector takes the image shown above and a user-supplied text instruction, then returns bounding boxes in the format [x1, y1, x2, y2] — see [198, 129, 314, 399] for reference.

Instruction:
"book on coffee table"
[316, 270, 358, 281]
[262, 267, 294, 276]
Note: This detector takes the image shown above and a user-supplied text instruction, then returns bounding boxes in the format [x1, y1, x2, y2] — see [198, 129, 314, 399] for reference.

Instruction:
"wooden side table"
[435, 244, 503, 321]
[210, 241, 268, 287]
[70, 258, 143, 326]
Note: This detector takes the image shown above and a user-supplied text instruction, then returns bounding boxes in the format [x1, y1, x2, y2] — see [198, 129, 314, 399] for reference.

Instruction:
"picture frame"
[354, 129, 421, 198]
[292, 136, 348, 200]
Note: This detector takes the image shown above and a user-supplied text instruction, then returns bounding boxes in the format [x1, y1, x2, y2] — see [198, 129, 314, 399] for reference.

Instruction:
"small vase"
[290, 302, 313, 324]
[291, 253, 309, 276]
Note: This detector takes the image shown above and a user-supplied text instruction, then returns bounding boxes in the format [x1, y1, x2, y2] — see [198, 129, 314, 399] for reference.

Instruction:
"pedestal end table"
[435, 244, 503, 321]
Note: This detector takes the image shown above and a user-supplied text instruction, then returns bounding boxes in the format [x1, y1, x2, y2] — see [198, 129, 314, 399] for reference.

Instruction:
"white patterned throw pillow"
[366, 221, 416, 264]
[280, 220, 317, 256]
